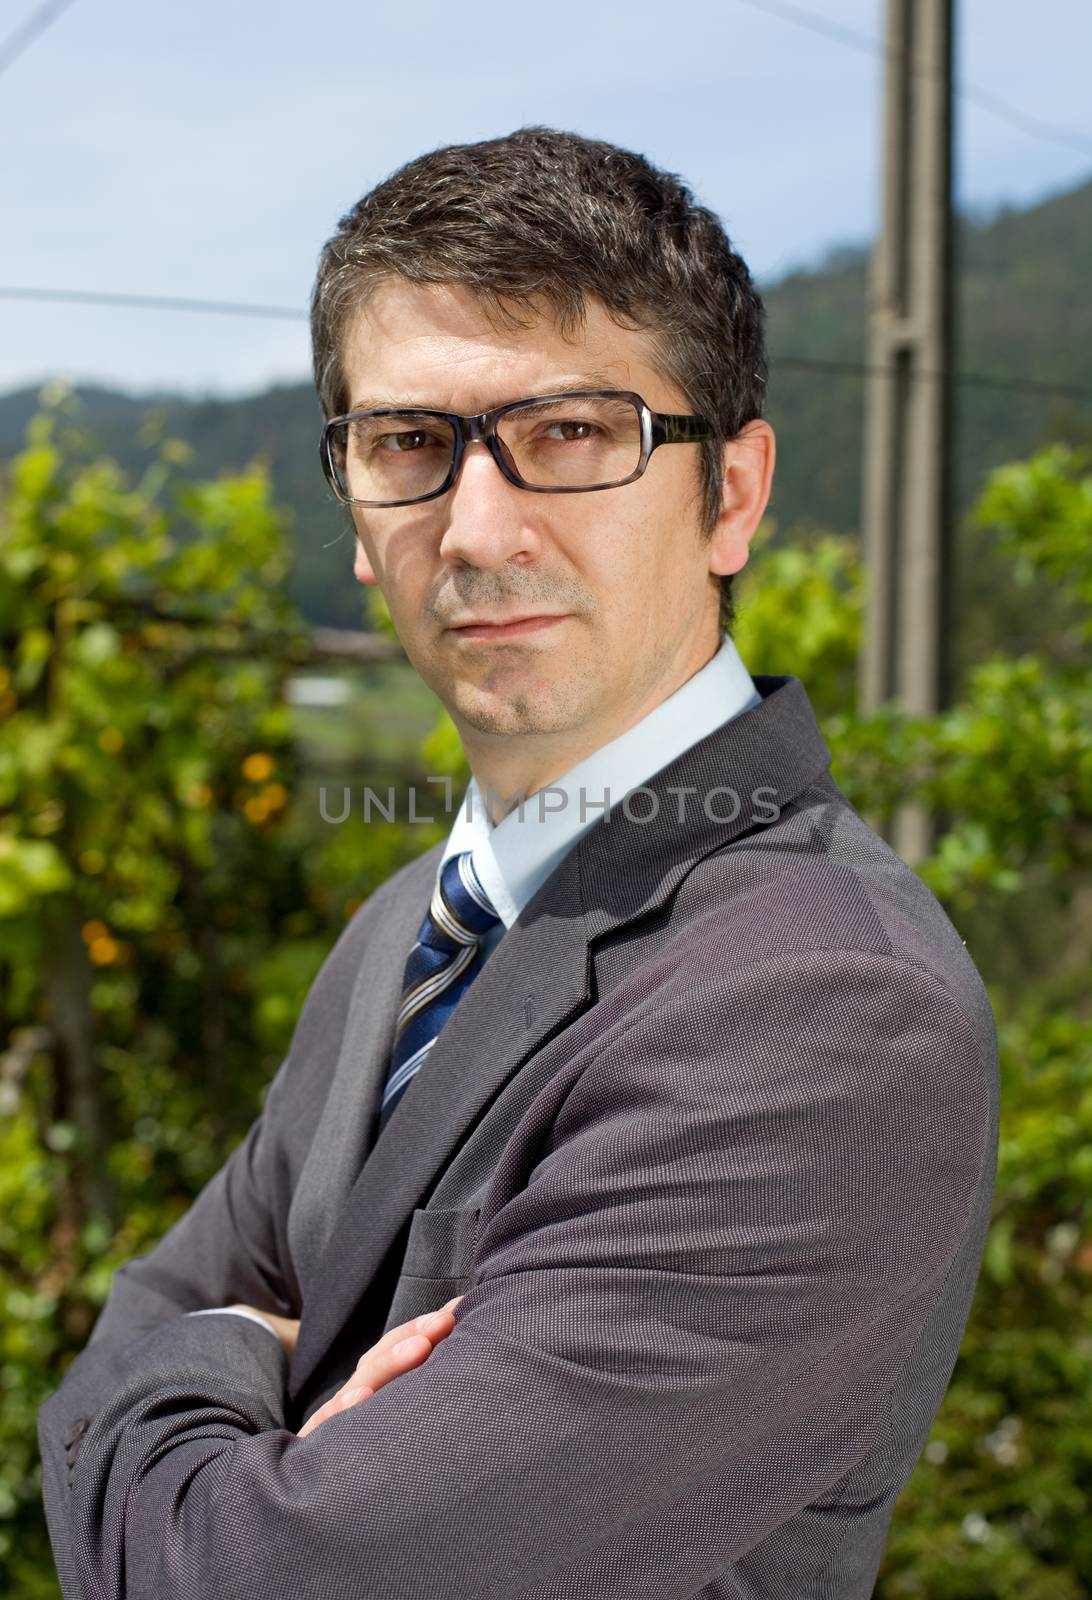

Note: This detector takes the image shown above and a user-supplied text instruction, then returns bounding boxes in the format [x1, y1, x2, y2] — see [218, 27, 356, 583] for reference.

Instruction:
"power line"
[3, 284, 1092, 406]
[773, 352, 1092, 403]
[0, 286, 307, 322]
[733, 0, 1092, 160]
[0, 0, 76, 79]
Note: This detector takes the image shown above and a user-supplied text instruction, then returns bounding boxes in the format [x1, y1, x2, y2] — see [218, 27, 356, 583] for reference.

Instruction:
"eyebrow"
[347, 373, 628, 413]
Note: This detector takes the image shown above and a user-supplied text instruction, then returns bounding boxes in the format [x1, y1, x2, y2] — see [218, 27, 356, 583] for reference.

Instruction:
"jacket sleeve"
[35, 900, 379, 1597]
[45, 947, 997, 1600]
[85, 899, 378, 1354]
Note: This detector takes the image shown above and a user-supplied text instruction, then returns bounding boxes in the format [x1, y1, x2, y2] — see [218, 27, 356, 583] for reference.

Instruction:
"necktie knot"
[425, 851, 502, 949]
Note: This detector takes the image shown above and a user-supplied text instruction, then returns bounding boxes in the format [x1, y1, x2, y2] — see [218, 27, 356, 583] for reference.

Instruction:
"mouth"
[447, 614, 570, 641]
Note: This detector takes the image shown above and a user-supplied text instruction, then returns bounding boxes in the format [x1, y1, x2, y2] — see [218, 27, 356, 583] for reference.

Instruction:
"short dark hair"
[310, 127, 767, 633]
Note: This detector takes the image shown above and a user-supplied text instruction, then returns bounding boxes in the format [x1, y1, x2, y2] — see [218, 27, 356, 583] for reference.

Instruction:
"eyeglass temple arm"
[651, 411, 714, 446]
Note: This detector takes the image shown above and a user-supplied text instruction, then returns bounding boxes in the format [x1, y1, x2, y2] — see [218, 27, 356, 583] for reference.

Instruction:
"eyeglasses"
[319, 388, 712, 508]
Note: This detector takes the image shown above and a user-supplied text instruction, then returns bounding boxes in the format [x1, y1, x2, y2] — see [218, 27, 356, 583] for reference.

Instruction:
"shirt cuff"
[184, 1308, 283, 1346]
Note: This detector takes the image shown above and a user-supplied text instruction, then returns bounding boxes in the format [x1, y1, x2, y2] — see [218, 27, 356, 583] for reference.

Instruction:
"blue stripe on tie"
[377, 852, 502, 1134]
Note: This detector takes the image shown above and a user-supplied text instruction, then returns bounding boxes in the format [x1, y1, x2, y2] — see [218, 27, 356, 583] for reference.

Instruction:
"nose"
[437, 438, 539, 570]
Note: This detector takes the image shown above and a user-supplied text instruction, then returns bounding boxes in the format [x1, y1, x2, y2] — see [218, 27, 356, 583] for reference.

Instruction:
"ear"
[354, 537, 378, 586]
[706, 420, 776, 579]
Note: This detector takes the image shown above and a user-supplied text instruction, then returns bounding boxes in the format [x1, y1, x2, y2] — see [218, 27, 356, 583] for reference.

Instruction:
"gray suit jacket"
[37, 674, 1000, 1600]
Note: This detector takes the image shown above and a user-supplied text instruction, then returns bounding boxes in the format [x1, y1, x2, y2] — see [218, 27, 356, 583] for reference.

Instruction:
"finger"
[339, 1331, 436, 1411]
[296, 1300, 465, 1438]
[384, 1295, 463, 1343]
[297, 1403, 328, 1439]
[298, 1381, 379, 1438]
[353, 1313, 454, 1392]
[352, 1298, 463, 1375]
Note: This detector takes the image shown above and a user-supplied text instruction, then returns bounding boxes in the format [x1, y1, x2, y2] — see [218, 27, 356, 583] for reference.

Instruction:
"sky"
[2, 0, 1090, 398]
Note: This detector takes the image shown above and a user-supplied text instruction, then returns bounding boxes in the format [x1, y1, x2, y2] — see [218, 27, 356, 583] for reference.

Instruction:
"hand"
[226, 1305, 301, 1359]
[296, 1296, 463, 1439]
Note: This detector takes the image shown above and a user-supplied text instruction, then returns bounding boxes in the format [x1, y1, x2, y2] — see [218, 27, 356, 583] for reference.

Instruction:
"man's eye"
[378, 430, 438, 453]
[542, 419, 601, 442]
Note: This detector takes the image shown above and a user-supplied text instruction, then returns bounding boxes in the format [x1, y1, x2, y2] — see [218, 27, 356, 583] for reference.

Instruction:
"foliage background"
[1, 403, 1089, 1597]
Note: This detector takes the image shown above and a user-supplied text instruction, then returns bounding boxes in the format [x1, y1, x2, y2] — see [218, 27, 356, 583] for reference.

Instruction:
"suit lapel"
[286, 846, 441, 1288]
[289, 847, 591, 1400]
[289, 674, 831, 1400]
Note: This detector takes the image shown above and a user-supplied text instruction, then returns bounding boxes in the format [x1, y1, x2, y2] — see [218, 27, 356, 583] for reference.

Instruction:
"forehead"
[339, 278, 674, 410]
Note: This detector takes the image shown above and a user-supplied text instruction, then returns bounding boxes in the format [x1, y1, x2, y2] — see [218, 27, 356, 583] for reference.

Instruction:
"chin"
[450, 679, 581, 739]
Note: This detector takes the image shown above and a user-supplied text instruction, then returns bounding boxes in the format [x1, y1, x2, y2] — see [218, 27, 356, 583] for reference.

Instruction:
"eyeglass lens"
[327, 393, 644, 504]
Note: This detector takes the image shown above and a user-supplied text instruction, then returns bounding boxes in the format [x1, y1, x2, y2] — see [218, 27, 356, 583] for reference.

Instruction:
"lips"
[448, 614, 569, 639]
[450, 613, 563, 628]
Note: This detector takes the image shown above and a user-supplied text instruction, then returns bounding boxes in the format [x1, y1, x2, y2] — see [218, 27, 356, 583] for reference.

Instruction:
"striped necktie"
[377, 851, 502, 1136]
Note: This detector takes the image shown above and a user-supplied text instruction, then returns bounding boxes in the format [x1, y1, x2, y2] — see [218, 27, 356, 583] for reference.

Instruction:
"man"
[38, 128, 999, 1599]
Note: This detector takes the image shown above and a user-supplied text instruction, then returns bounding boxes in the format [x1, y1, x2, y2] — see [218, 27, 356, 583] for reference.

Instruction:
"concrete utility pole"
[859, 0, 955, 864]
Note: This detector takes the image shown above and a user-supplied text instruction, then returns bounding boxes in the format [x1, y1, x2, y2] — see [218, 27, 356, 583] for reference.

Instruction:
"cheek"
[556, 500, 656, 599]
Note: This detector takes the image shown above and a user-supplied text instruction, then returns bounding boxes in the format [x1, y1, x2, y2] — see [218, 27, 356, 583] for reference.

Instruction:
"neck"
[459, 629, 723, 825]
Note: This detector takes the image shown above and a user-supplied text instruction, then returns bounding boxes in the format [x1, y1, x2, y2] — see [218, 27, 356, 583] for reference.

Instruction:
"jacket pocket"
[382, 1205, 481, 1333]
[401, 1204, 481, 1279]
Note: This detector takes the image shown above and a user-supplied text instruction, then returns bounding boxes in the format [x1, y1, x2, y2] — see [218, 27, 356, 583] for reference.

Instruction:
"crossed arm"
[218, 1298, 463, 1437]
[37, 948, 994, 1600]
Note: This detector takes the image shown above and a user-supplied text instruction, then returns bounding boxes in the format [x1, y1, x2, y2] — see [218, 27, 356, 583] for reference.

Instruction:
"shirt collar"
[439, 632, 761, 928]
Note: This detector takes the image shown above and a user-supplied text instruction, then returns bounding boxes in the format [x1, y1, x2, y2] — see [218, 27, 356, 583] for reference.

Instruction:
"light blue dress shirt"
[186, 632, 760, 1344]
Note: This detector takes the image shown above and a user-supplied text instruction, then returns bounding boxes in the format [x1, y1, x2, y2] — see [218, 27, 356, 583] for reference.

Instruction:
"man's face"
[340, 279, 757, 761]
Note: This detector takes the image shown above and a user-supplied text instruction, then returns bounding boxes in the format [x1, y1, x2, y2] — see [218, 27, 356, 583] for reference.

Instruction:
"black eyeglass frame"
[319, 388, 713, 508]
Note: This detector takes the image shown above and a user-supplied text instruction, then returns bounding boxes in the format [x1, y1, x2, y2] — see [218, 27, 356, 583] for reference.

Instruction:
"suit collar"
[289, 674, 829, 1401]
[579, 673, 830, 940]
